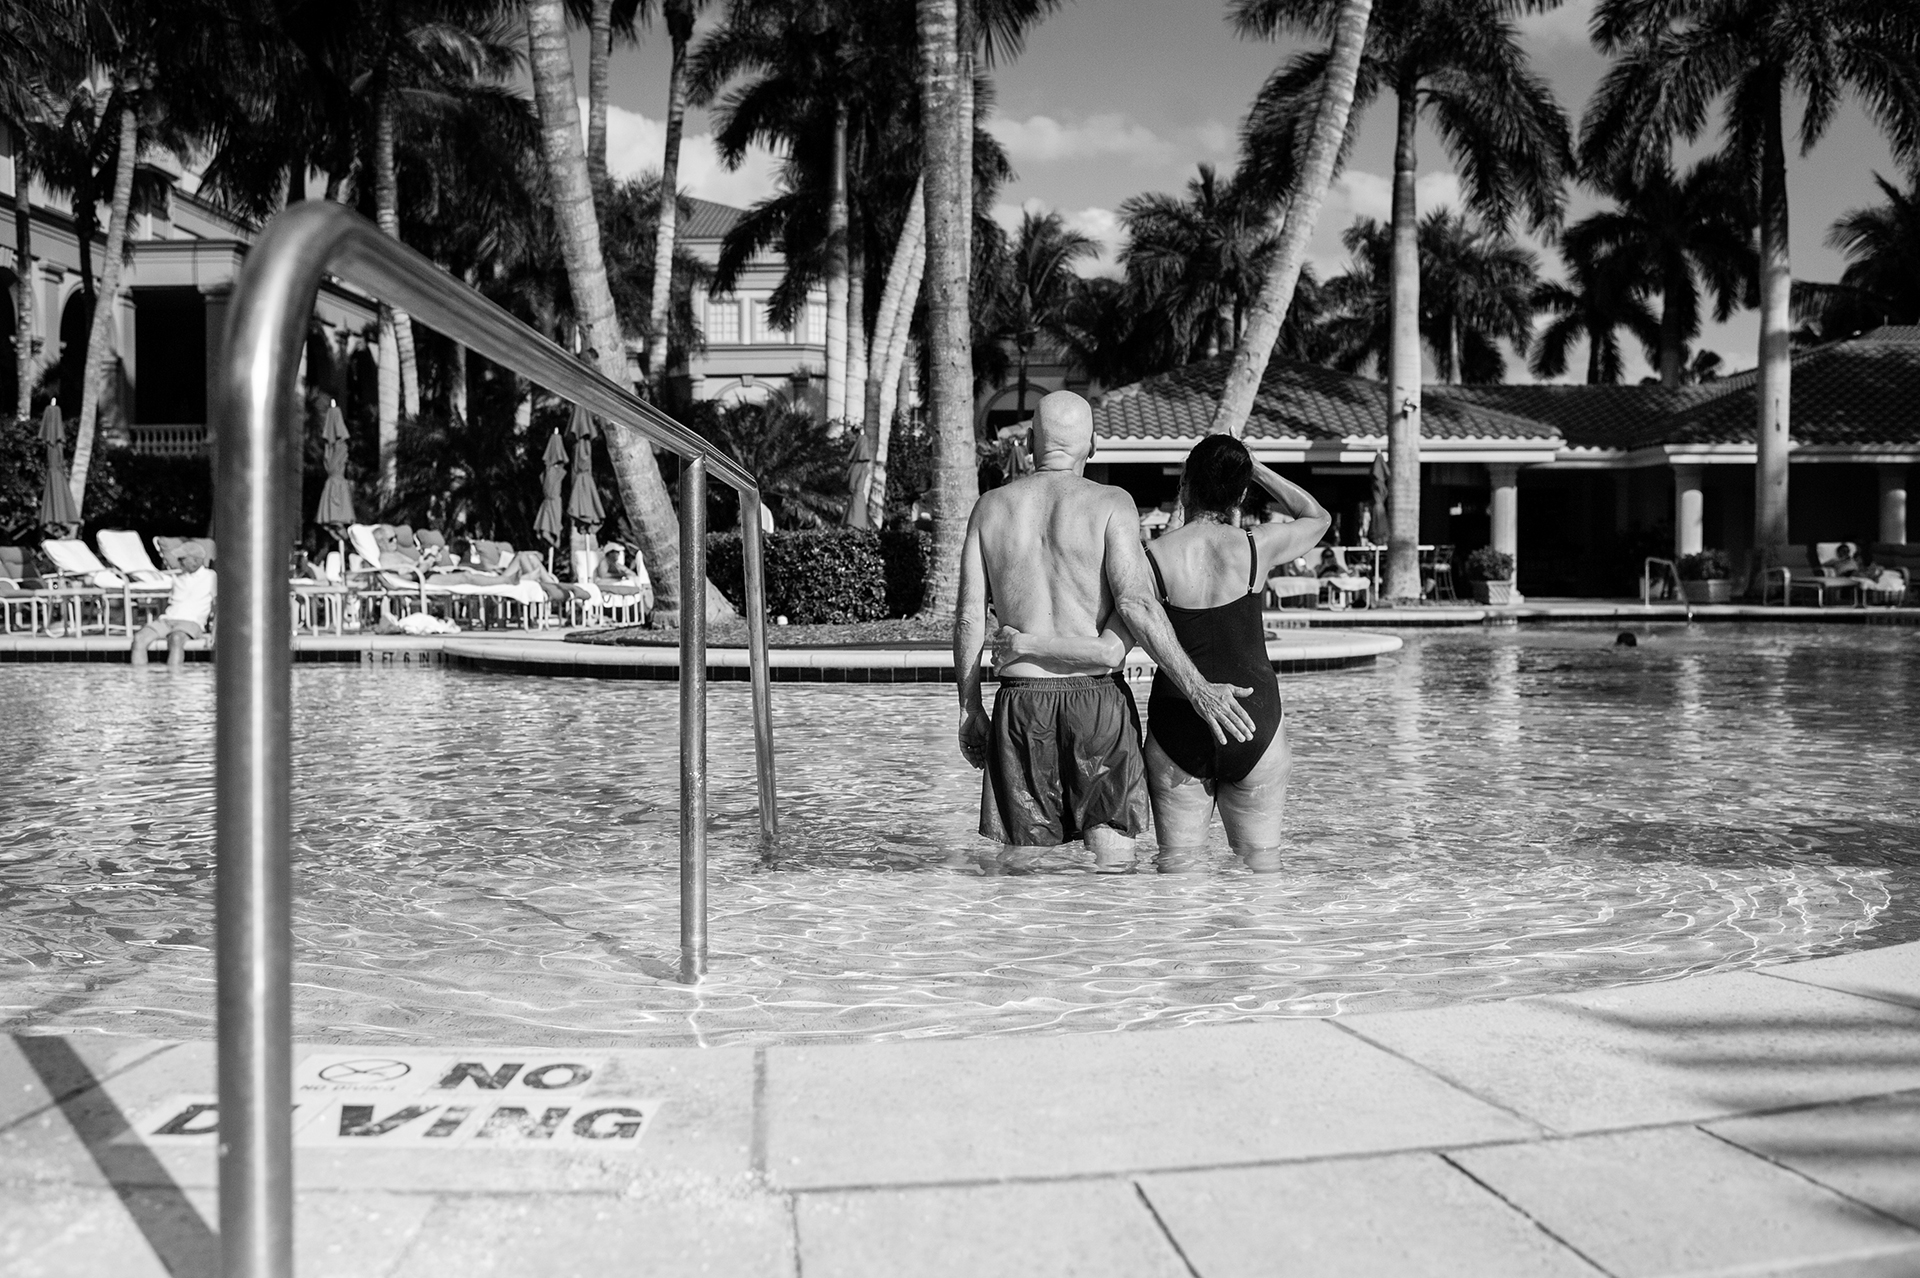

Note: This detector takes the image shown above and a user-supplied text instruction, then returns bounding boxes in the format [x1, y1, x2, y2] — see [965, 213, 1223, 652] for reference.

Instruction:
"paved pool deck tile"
[1340, 969, 1920, 1133]
[1138, 1153, 1602, 1277]
[795, 1181, 1186, 1278]
[763, 1018, 1540, 1189]
[1451, 1126, 1920, 1278]
[6, 940, 1920, 1275]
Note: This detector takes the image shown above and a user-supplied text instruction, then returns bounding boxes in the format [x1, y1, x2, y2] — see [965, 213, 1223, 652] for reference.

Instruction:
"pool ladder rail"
[1642, 557, 1694, 622]
[209, 200, 778, 1278]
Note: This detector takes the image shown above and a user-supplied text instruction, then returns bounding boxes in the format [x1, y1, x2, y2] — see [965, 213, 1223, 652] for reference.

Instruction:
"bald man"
[955, 391, 1256, 871]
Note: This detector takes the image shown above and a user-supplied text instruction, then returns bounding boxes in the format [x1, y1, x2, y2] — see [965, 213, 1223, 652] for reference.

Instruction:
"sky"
[584, 0, 1906, 385]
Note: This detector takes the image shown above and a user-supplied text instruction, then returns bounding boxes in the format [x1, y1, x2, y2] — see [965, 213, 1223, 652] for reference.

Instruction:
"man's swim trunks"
[980, 673, 1150, 846]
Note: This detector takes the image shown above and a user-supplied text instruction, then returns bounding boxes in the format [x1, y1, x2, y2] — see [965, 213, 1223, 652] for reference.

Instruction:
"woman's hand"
[990, 625, 1031, 666]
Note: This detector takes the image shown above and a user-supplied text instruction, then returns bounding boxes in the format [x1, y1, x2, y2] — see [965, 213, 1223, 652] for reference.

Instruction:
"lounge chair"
[40, 539, 136, 634]
[1768, 543, 1890, 607]
[1318, 548, 1373, 609]
[0, 546, 55, 634]
[1264, 570, 1319, 609]
[96, 529, 178, 630]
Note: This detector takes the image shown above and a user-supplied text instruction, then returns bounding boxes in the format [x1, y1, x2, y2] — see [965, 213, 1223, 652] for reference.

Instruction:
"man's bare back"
[971, 471, 1131, 680]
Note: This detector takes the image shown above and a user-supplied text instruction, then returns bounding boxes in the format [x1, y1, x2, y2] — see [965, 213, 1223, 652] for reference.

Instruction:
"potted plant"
[1677, 549, 1733, 604]
[1465, 547, 1516, 605]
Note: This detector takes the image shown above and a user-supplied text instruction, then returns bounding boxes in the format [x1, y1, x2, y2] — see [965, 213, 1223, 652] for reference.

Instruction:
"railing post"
[679, 458, 709, 984]
[741, 499, 777, 847]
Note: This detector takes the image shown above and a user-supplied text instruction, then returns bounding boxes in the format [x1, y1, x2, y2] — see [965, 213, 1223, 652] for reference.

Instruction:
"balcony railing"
[128, 422, 210, 456]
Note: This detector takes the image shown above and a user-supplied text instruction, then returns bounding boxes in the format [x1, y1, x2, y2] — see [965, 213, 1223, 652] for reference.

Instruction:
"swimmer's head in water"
[1030, 391, 1095, 471]
[1182, 434, 1253, 518]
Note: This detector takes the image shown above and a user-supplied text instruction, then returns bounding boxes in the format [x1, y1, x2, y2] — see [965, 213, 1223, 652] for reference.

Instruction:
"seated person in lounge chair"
[1822, 542, 1902, 591]
[131, 544, 214, 666]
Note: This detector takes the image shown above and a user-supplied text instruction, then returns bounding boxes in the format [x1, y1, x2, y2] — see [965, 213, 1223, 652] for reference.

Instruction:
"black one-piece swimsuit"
[1145, 530, 1283, 784]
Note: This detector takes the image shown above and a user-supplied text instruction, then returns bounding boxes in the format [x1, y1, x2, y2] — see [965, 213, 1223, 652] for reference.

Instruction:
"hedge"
[706, 527, 931, 623]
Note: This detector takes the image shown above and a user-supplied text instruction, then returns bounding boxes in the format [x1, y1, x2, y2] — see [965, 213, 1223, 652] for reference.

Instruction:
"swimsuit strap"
[1246, 530, 1260, 594]
[1145, 545, 1170, 604]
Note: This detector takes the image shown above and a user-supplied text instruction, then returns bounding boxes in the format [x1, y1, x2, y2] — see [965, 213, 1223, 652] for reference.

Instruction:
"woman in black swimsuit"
[997, 436, 1331, 871]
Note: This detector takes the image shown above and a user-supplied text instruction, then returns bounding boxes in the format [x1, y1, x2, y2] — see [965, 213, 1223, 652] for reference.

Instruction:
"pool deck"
[6, 938, 1920, 1276]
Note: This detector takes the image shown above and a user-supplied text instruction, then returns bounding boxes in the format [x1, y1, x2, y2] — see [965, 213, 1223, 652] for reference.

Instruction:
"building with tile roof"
[667, 198, 829, 416]
[1089, 331, 1918, 596]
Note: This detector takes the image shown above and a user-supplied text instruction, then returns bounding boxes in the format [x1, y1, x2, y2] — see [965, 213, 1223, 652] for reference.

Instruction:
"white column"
[1673, 463, 1704, 556]
[1488, 463, 1518, 559]
[1880, 464, 1909, 545]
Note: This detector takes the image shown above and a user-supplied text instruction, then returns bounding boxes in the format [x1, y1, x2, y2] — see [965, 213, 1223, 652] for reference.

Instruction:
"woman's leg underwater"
[1214, 719, 1291, 873]
[1145, 733, 1215, 873]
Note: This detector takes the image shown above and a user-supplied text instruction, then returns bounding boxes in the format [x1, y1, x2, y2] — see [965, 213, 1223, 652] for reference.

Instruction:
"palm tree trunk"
[526, 0, 730, 619]
[587, 0, 613, 197]
[1753, 71, 1791, 573]
[645, 4, 692, 395]
[956, 0, 973, 271]
[450, 341, 468, 423]
[847, 175, 925, 529]
[1657, 269, 1684, 388]
[917, 0, 976, 617]
[14, 147, 36, 423]
[69, 93, 137, 512]
[846, 240, 868, 430]
[1209, 0, 1372, 438]
[825, 102, 850, 424]
[868, 253, 924, 531]
[375, 86, 420, 421]
[1384, 85, 1422, 603]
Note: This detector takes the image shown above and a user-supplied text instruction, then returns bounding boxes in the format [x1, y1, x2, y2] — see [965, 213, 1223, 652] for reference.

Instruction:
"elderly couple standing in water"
[954, 390, 1331, 873]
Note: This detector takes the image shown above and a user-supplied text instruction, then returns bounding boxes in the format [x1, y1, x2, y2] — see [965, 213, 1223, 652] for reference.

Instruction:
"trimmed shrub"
[1677, 549, 1731, 580]
[706, 528, 890, 623]
[1465, 546, 1515, 581]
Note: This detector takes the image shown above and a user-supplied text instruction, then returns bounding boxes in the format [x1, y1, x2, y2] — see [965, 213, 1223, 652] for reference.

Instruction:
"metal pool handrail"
[210, 200, 777, 1278]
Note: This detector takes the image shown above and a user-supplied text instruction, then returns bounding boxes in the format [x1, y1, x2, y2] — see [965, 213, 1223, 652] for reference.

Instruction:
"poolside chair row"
[1763, 543, 1910, 608]
[0, 533, 217, 636]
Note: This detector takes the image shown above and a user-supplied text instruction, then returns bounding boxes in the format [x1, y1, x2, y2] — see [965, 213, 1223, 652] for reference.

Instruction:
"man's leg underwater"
[1084, 824, 1137, 874]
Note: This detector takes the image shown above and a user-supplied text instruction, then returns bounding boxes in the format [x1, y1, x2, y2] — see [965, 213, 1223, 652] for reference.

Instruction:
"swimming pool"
[2, 623, 1916, 1047]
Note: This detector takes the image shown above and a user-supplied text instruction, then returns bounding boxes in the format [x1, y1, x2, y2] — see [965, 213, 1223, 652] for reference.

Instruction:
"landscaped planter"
[1471, 580, 1515, 605]
[1680, 578, 1733, 604]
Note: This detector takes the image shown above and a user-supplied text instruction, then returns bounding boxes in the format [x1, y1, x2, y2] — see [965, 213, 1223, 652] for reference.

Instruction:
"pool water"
[2, 623, 1916, 1047]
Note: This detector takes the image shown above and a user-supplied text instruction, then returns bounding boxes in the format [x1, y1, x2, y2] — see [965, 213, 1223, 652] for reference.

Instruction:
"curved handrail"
[1642, 556, 1693, 622]
[210, 201, 775, 1278]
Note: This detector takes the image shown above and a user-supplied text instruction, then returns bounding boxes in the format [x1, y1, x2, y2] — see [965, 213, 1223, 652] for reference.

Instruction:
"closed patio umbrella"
[1369, 451, 1390, 547]
[565, 404, 605, 531]
[533, 427, 567, 559]
[38, 402, 77, 531]
[314, 401, 356, 545]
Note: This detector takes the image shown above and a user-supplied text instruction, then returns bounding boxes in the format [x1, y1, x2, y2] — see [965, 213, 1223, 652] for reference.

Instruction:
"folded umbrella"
[314, 401, 357, 533]
[38, 402, 77, 530]
[566, 406, 605, 530]
[533, 427, 567, 547]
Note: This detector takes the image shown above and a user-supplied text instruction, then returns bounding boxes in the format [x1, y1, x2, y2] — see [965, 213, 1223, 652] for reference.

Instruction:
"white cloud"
[1518, 0, 1598, 49]
[597, 102, 783, 210]
[987, 113, 1232, 169]
[993, 198, 1127, 277]
[1305, 170, 1463, 272]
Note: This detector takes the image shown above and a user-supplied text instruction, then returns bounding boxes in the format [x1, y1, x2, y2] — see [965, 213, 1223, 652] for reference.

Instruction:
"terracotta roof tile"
[1661, 327, 1920, 448]
[680, 198, 745, 241]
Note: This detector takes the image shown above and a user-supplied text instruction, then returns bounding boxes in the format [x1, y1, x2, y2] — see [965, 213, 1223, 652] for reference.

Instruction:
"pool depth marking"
[124, 1052, 662, 1151]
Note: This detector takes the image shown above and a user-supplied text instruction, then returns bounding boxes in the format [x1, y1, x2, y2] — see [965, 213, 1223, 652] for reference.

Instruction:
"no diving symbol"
[317, 1059, 413, 1085]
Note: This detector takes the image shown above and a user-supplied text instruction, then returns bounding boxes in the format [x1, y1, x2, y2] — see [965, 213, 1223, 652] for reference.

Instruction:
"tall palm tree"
[526, 0, 727, 619]
[1120, 164, 1279, 360]
[1529, 240, 1661, 383]
[986, 209, 1094, 414]
[643, 0, 703, 396]
[1210, 0, 1372, 443]
[1235, 0, 1570, 601]
[1794, 172, 1920, 340]
[1571, 158, 1755, 386]
[917, 0, 971, 616]
[564, 0, 645, 195]
[1585, 0, 1920, 564]
[1325, 211, 1538, 383]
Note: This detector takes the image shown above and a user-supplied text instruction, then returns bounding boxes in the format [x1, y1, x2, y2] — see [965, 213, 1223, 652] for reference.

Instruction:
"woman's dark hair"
[1183, 434, 1253, 517]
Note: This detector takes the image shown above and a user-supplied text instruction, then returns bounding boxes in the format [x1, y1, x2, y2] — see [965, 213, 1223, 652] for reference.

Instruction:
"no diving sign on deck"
[125, 1053, 661, 1151]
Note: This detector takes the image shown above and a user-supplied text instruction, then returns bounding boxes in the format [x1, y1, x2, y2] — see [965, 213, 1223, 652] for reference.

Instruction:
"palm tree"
[1210, 0, 1372, 444]
[1794, 172, 1920, 341]
[1530, 240, 1661, 383]
[986, 209, 1094, 414]
[917, 0, 971, 615]
[1120, 164, 1279, 360]
[1570, 158, 1755, 387]
[526, 0, 726, 619]
[1234, 0, 1570, 601]
[565, 0, 645, 195]
[642, 0, 704, 397]
[690, 399, 848, 527]
[1325, 211, 1538, 383]
[1584, 0, 1920, 564]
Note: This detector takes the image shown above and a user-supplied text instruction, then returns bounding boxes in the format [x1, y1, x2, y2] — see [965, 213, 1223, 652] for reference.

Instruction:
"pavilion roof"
[680, 198, 746, 241]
